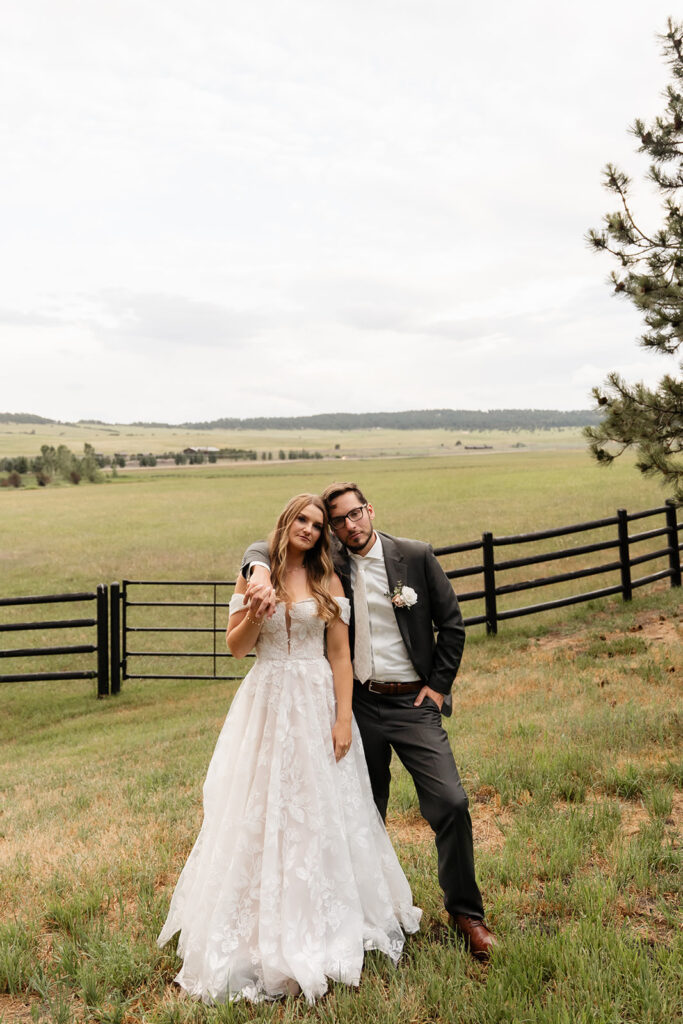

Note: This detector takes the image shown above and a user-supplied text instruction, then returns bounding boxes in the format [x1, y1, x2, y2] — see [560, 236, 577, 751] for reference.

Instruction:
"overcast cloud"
[0, 0, 677, 422]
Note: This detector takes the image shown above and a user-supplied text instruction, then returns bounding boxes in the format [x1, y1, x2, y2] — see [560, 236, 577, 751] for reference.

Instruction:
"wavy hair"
[268, 494, 340, 624]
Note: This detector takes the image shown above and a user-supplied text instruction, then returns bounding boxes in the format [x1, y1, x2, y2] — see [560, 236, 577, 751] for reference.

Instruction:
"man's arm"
[424, 545, 466, 694]
[240, 540, 271, 579]
[240, 541, 276, 618]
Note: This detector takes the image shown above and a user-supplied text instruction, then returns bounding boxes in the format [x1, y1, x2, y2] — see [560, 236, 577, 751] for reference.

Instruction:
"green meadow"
[0, 422, 591, 462]
[1, 444, 675, 595]
[1, 444, 681, 1023]
[1, 444, 678, 692]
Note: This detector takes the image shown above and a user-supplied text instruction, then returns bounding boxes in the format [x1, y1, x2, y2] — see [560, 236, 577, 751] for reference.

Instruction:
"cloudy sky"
[1, 1, 677, 422]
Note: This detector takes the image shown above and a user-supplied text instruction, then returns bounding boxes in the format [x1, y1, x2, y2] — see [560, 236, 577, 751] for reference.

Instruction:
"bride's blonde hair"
[269, 494, 340, 624]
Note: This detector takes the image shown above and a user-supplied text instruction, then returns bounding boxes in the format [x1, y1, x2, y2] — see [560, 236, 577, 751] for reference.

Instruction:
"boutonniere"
[385, 582, 418, 609]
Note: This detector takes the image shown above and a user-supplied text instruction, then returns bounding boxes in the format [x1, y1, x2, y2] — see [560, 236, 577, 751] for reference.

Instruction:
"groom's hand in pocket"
[413, 686, 444, 711]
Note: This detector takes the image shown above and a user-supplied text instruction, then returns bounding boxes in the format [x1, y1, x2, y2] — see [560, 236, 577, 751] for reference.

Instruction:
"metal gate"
[118, 579, 251, 685]
[0, 586, 110, 695]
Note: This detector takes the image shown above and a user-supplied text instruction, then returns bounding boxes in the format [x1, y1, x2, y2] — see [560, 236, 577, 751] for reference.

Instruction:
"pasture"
[1, 447, 681, 1023]
[0, 445, 675, 597]
[0, 422, 591, 462]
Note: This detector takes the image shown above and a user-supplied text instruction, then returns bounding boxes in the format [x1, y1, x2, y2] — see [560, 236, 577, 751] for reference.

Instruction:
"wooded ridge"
[0, 408, 602, 430]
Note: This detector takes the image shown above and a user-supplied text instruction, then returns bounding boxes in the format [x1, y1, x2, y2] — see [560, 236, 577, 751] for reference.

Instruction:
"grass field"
[0, 422, 592, 462]
[0, 588, 680, 1023]
[1, 448, 681, 1022]
[1, 447, 678, 683]
[1, 447, 674, 593]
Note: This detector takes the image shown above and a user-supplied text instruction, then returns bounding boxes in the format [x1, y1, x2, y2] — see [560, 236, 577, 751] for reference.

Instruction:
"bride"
[157, 493, 421, 1003]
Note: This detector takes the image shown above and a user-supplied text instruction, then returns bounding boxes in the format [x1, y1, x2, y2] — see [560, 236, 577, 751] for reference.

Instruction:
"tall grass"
[1, 594, 680, 1022]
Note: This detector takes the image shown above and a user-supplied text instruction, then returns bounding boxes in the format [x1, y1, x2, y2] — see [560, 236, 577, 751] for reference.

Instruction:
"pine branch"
[586, 19, 683, 499]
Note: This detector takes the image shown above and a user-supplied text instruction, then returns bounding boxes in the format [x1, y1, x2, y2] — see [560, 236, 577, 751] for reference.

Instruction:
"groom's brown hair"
[320, 481, 368, 511]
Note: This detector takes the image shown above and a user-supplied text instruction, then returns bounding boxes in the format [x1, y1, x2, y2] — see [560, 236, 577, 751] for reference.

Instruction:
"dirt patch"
[386, 809, 432, 847]
[531, 608, 681, 654]
[615, 894, 676, 944]
[0, 994, 38, 1023]
[458, 675, 552, 706]
[472, 802, 512, 852]
[567, 792, 682, 835]
[388, 789, 680, 857]
[617, 800, 652, 836]
[387, 797, 512, 854]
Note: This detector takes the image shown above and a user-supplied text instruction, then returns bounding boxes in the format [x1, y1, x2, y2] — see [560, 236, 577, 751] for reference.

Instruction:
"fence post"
[110, 582, 121, 695]
[617, 509, 632, 602]
[213, 583, 217, 679]
[665, 500, 681, 587]
[96, 584, 109, 697]
[121, 580, 128, 680]
[482, 532, 498, 635]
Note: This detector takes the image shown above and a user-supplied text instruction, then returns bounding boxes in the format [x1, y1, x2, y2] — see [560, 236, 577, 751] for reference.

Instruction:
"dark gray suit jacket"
[241, 531, 466, 716]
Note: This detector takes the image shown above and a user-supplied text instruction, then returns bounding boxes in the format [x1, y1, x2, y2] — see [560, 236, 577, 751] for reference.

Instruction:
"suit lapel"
[332, 541, 352, 596]
[378, 532, 414, 659]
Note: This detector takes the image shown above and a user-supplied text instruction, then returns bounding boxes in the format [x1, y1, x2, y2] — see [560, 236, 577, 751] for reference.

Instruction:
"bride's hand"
[332, 719, 352, 761]
[244, 579, 277, 620]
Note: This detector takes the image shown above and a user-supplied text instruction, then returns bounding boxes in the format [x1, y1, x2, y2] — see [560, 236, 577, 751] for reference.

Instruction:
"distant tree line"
[0, 412, 54, 424]
[1, 444, 103, 487]
[1, 446, 326, 485]
[176, 409, 603, 432]
[0, 446, 272, 478]
[0, 409, 603, 431]
[171, 448, 258, 464]
[277, 449, 323, 460]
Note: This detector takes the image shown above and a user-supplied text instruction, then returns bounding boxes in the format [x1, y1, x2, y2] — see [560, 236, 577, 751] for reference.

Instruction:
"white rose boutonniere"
[386, 582, 418, 609]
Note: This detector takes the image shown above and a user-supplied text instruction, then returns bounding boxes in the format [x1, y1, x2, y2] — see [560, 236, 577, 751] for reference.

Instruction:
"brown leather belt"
[355, 679, 422, 695]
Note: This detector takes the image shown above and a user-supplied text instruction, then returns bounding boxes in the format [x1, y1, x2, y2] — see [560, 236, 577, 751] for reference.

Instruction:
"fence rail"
[118, 579, 238, 686]
[0, 586, 109, 694]
[1, 502, 680, 694]
[435, 501, 681, 634]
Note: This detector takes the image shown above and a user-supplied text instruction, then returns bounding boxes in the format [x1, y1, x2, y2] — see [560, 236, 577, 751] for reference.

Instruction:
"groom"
[242, 481, 497, 960]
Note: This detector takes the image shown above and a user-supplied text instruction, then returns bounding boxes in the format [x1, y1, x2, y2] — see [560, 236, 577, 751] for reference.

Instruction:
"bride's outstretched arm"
[326, 577, 353, 762]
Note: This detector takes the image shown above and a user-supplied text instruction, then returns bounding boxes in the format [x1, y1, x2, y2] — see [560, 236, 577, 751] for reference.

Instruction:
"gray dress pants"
[352, 682, 485, 921]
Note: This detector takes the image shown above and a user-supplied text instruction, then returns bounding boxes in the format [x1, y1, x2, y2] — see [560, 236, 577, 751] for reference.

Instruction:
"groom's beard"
[341, 528, 376, 555]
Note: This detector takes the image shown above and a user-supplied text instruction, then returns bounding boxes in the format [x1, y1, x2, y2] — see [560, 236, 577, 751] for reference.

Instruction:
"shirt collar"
[349, 532, 382, 562]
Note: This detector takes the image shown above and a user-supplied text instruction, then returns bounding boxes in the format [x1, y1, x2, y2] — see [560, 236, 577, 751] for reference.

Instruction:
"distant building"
[183, 446, 220, 455]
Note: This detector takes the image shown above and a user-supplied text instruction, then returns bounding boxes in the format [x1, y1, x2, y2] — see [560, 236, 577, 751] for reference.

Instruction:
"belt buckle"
[367, 680, 383, 694]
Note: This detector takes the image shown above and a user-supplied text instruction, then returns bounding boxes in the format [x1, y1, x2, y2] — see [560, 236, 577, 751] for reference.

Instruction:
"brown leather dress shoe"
[450, 914, 498, 961]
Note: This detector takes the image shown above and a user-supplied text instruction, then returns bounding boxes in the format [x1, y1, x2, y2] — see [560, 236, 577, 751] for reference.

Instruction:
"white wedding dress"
[157, 595, 421, 1004]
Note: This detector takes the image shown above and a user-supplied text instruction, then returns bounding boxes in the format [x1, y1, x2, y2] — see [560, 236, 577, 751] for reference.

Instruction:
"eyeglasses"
[329, 504, 368, 530]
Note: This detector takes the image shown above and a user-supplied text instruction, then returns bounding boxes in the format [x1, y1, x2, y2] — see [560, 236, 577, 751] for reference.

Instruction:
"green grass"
[0, 422, 592, 461]
[1, 447, 676, 685]
[0, 447, 672, 592]
[1, 448, 681, 1022]
[1, 586, 680, 1023]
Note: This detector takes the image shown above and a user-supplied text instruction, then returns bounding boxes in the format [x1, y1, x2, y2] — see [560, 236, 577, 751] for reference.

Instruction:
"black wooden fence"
[0, 587, 110, 695]
[1, 502, 680, 695]
[434, 501, 681, 634]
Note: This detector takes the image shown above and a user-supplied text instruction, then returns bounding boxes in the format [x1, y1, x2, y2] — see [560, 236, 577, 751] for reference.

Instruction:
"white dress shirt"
[349, 534, 420, 683]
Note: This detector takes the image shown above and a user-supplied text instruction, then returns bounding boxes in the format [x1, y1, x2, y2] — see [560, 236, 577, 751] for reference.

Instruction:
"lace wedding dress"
[157, 595, 421, 1004]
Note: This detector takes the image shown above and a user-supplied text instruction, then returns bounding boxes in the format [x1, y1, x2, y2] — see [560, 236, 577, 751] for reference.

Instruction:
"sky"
[0, 0, 678, 423]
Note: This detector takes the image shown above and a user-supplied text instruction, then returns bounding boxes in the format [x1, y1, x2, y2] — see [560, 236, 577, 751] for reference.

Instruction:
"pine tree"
[586, 18, 683, 501]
